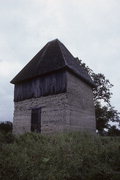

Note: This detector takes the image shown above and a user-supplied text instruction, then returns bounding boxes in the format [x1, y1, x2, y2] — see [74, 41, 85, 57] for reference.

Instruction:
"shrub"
[0, 132, 120, 180]
[0, 121, 13, 133]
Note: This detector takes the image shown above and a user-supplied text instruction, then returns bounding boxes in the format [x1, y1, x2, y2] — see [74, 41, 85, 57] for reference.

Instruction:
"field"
[0, 132, 120, 180]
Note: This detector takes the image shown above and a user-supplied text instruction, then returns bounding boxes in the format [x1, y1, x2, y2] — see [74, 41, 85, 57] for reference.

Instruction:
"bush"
[0, 132, 120, 180]
[0, 132, 15, 145]
[0, 121, 13, 133]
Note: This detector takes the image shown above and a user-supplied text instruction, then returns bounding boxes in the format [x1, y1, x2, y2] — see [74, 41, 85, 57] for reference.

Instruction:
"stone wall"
[66, 71, 96, 133]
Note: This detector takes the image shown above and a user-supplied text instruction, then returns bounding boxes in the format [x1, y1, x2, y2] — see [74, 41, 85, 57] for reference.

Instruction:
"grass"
[0, 131, 120, 180]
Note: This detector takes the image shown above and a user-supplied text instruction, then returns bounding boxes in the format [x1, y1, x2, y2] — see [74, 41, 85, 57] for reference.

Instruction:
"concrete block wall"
[13, 93, 68, 134]
[13, 72, 96, 134]
[66, 72, 96, 133]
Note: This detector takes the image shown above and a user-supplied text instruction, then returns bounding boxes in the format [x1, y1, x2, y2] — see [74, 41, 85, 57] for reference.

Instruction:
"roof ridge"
[40, 41, 50, 58]
[57, 40, 66, 65]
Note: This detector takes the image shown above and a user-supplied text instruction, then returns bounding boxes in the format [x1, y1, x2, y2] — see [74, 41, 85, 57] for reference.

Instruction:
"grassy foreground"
[0, 132, 120, 180]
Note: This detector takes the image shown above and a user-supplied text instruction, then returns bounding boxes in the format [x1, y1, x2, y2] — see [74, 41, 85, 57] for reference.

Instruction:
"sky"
[0, 0, 120, 122]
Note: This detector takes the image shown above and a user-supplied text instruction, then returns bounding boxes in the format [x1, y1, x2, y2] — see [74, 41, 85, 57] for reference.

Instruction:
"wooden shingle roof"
[11, 39, 95, 87]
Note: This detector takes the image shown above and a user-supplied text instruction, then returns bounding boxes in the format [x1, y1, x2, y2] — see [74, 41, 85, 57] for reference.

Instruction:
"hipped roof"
[10, 39, 95, 87]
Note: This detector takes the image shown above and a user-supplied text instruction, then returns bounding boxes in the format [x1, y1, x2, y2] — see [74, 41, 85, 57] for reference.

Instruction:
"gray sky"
[0, 0, 120, 122]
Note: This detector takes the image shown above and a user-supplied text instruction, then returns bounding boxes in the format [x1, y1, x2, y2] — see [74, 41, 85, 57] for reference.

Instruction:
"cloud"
[0, 60, 22, 78]
[0, 59, 22, 122]
[0, 0, 120, 122]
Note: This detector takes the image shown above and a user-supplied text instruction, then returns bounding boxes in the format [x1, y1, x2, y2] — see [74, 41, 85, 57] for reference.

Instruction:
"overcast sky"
[0, 0, 120, 122]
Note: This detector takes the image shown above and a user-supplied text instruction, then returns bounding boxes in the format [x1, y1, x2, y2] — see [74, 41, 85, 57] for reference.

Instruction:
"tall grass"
[0, 132, 120, 180]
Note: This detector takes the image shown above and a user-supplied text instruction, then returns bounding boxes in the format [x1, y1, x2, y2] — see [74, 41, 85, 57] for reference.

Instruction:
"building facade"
[11, 39, 96, 134]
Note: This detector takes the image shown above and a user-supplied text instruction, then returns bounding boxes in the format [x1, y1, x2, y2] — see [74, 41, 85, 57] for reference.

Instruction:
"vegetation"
[0, 121, 12, 133]
[107, 125, 120, 136]
[0, 132, 120, 180]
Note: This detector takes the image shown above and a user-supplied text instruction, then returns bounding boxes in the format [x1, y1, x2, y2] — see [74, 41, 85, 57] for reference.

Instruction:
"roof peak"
[11, 39, 95, 87]
[48, 38, 60, 43]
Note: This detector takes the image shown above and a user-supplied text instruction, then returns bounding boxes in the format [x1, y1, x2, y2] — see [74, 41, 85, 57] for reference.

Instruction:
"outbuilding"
[11, 39, 96, 134]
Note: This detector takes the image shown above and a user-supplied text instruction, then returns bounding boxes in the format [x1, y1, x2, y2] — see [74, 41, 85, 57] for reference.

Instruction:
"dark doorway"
[31, 108, 41, 133]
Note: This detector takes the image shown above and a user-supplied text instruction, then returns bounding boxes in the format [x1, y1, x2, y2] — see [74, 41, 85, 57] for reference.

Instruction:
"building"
[11, 39, 96, 134]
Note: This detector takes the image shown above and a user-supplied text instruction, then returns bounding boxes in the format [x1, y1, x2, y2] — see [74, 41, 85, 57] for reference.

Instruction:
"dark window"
[31, 108, 41, 133]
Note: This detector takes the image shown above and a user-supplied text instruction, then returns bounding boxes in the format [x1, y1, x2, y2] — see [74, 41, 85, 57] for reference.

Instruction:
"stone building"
[11, 39, 96, 134]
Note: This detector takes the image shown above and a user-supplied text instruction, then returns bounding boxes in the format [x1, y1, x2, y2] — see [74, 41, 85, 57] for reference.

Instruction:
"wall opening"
[31, 108, 41, 133]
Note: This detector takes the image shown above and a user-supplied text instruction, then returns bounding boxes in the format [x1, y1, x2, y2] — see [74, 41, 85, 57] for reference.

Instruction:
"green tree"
[77, 58, 120, 134]
[95, 102, 120, 135]
[108, 125, 120, 136]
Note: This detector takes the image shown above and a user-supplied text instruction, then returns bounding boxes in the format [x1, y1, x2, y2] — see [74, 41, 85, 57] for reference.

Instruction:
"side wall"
[66, 72, 96, 133]
[13, 93, 68, 134]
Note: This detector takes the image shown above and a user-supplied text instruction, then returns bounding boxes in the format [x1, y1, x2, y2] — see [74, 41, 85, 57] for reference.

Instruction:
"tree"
[95, 102, 120, 135]
[77, 58, 120, 135]
[108, 125, 120, 136]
